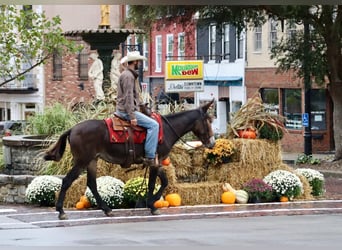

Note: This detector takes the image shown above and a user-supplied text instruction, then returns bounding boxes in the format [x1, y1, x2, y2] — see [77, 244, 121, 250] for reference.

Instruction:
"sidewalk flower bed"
[295, 168, 325, 196]
[264, 170, 303, 200]
[25, 175, 62, 206]
[85, 176, 124, 209]
[243, 178, 274, 203]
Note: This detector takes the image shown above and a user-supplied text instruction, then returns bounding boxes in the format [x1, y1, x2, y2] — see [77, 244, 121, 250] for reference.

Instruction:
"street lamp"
[303, 17, 312, 155]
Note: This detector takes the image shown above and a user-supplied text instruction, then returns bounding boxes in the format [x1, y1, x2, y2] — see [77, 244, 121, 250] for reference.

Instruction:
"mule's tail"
[43, 129, 71, 161]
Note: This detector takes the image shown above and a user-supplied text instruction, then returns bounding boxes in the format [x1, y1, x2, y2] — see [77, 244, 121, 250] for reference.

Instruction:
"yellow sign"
[165, 60, 204, 80]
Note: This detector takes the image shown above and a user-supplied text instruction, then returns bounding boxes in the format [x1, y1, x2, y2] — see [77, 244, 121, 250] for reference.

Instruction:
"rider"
[115, 51, 159, 167]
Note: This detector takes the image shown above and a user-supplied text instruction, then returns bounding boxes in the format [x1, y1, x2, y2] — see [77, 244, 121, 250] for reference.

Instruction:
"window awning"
[204, 76, 242, 87]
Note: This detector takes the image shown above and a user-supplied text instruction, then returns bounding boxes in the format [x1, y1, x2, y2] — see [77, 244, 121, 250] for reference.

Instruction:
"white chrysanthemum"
[295, 168, 325, 196]
[295, 168, 324, 182]
[85, 176, 124, 208]
[25, 175, 62, 206]
[264, 170, 303, 199]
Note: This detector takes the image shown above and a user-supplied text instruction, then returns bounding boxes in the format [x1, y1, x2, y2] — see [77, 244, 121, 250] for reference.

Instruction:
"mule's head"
[192, 99, 216, 149]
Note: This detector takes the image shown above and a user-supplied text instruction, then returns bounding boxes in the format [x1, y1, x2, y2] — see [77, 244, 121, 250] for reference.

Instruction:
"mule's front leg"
[147, 165, 168, 215]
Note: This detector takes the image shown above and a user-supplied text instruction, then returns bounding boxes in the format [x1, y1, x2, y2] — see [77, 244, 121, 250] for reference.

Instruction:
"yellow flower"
[204, 138, 235, 165]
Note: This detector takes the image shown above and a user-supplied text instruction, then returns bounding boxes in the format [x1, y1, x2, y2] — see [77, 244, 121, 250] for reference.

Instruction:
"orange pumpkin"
[238, 129, 256, 139]
[162, 200, 169, 207]
[76, 201, 85, 210]
[221, 191, 236, 204]
[162, 157, 171, 166]
[153, 200, 164, 208]
[280, 196, 289, 202]
[165, 193, 182, 206]
[80, 195, 91, 208]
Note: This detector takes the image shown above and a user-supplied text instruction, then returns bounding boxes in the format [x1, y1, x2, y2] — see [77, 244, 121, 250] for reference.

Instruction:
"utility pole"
[303, 17, 312, 155]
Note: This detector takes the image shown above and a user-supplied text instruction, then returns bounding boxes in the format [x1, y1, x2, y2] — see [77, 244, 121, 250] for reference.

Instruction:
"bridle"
[162, 108, 213, 149]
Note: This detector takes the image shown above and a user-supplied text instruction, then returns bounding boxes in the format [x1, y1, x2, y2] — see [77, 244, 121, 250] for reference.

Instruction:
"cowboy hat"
[121, 51, 147, 63]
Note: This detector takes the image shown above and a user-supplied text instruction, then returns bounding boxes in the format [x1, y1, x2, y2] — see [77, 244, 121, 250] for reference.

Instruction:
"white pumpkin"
[235, 190, 249, 204]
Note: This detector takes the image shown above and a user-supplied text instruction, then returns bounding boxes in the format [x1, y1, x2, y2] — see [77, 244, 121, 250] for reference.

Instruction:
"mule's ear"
[202, 98, 215, 113]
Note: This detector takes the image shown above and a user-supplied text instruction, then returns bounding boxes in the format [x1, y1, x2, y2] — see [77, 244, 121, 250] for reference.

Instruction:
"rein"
[161, 109, 207, 149]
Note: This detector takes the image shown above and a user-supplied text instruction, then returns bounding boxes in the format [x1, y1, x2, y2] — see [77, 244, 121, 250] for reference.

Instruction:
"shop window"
[310, 89, 326, 130]
[260, 88, 279, 115]
[282, 89, 302, 130]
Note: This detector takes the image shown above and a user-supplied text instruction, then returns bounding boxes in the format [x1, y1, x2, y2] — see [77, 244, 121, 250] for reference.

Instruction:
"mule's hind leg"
[87, 160, 112, 216]
[56, 166, 83, 220]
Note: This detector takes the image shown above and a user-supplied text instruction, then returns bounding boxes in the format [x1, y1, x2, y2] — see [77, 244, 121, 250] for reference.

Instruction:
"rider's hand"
[131, 119, 137, 125]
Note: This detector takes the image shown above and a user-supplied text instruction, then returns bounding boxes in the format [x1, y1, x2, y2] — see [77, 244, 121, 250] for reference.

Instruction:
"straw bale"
[168, 182, 222, 205]
[61, 174, 87, 208]
[169, 144, 193, 178]
[233, 138, 282, 166]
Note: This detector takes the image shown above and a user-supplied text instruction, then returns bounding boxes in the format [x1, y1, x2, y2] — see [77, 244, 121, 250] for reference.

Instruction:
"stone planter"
[2, 135, 54, 175]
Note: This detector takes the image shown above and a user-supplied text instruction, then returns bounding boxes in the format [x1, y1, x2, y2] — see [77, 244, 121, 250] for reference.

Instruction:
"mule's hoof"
[58, 213, 68, 220]
[151, 209, 161, 215]
[105, 210, 114, 217]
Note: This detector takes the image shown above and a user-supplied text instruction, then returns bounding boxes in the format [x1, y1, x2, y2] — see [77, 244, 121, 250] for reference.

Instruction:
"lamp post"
[303, 17, 312, 155]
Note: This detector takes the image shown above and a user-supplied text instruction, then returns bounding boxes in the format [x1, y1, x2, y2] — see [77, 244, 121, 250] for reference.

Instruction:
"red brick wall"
[149, 15, 196, 77]
[44, 42, 96, 107]
[246, 67, 333, 153]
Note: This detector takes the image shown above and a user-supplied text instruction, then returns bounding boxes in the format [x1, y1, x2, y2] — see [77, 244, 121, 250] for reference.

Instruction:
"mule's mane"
[162, 106, 205, 120]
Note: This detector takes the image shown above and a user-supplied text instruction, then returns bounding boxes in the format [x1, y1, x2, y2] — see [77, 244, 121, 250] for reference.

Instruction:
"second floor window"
[287, 20, 297, 40]
[143, 39, 149, 71]
[254, 26, 262, 51]
[155, 35, 162, 72]
[237, 32, 244, 59]
[269, 18, 278, 49]
[166, 34, 174, 60]
[222, 23, 230, 60]
[178, 33, 185, 60]
[53, 53, 62, 81]
[209, 24, 216, 60]
[78, 50, 88, 80]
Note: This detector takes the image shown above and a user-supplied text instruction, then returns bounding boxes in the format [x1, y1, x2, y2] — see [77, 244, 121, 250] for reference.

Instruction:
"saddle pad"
[104, 113, 164, 144]
[104, 117, 146, 144]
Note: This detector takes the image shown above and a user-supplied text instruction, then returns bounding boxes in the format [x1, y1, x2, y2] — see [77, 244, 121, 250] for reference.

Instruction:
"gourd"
[80, 195, 91, 208]
[238, 129, 257, 139]
[76, 201, 85, 210]
[221, 191, 236, 204]
[280, 196, 289, 202]
[161, 157, 171, 166]
[153, 199, 170, 208]
[75, 195, 91, 209]
[222, 183, 248, 204]
[235, 190, 249, 204]
[165, 193, 182, 206]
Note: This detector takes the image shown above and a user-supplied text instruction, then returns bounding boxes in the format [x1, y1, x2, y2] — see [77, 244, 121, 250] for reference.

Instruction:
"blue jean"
[115, 110, 159, 159]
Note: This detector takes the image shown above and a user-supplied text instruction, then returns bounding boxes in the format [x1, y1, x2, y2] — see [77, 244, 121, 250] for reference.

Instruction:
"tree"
[0, 5, 80, 87]
[128, 5, 342, 160]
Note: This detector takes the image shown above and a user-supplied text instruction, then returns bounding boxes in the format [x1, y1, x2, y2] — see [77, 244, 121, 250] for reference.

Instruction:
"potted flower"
[264, 170, 303, 200]
[243, 178, 274, 203]
[295, 168, 325, 197]
[25, 175, 62, 206]
[204, 138, 235, 165]
[122, 177, 161, 208]
[85, 176, 124, 209]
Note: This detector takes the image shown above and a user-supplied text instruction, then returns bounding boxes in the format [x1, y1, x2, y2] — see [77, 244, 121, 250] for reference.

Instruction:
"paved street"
[0, 200, 342, 248]
[0, 214, 341, 248]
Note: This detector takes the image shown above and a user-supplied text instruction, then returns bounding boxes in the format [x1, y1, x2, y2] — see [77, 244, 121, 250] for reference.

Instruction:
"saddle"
[104, 112, 163, 168]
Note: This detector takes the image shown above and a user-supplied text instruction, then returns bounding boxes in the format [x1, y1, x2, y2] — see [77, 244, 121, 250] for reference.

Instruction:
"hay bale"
[61, 174, 87, 208]
[169, 182, 222, 205]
